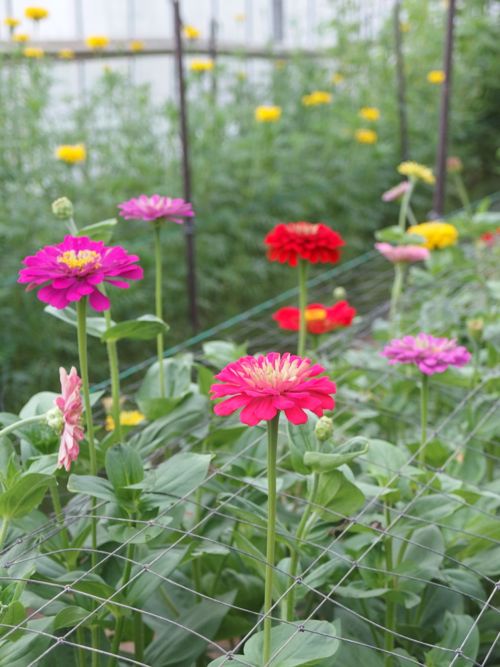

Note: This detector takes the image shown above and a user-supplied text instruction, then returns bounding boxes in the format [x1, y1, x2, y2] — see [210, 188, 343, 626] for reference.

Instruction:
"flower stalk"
[398, 179, 414, 231]
[384, 503, 396, 667]
[263, 414, 280, 664]
[154, 222, 166, 399]
[104, 309, 122, 442]
[297, 260, 308, 357]
[389, 263, 404, 331]
[419, 374, 429, 467]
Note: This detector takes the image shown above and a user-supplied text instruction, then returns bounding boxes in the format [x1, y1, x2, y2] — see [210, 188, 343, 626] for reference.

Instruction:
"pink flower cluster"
[375, 242, 430, 263]
[118, 194, 194, 223]
[382, 333, 471, 375]
[18, 235, 143, 311]
[56, 367, 84, 471]
[210, 352, 336, 426]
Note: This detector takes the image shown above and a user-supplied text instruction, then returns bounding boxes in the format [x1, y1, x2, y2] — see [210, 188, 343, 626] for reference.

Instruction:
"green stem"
[297, 260, 308, 357]
[398, 179, 414, 231]
[407, 205, 418, 227]
[76, 298, 99, 667]
[154, 222, 166, 399]
[453, 173, 472, 215]
[384, 504, 396, 667]
[76, 628, 87, 667]
[0, 414, 46, 440]
[263, 414, 280, 666]
[104, 309, 122, 442]
[419, 375, 429, 467]
[285, 473, 319, 621]
[108, 540, 135, 666]
[133, 610, 144, 662]
[389, 263, 404, 332]
[0, 518, 9, 551]
[50, 480, 71, 559]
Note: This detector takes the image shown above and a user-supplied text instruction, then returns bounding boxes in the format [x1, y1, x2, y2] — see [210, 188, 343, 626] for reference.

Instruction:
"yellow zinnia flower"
[189, 58, 214, 72]
[58, 49, 75, 60]
[13, 33, 30, 42]
[24, 6, 48, 21]
[55, 144, 87, 164]
[4, 17, 20, 28]
[274, 59, 286, 70]
[400, 21, 410, 32]
[302, 90, 332, 107]
[23, 47, 44, 59]
[355, 129, 378, 144]
[427, 70, 446, 84]
[359, 106, 380, 121]
[183, 25, 200, 40]
[234, 13, 246, 22]
[408, 221, 458, 249]
[255, 105, 282, 123]
[105, 410, 145, 432]
[331, 73, 344, 85]
[398, 161, 435, 184]
[86, 35, 110, 50]
[129, 40, 144, 52]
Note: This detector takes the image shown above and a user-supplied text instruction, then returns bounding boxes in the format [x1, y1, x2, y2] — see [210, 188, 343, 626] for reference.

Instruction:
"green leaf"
[105, 444, 144, 490]
[78, 218, 117, 242]
[126, 548, 186, 605]
[315, 470, 366, 520]
[0, 601, 25, 639]
[137, 354, 194, 401]
[375, 225, 425, 245]
[424, 613, 479, 667]
[288, 417, 318, 474]
[209, 620, 339, 667]
[101, 315, 169, 342]
[0, 618, 52, 666]
[304, 437, 369, 472]
[20, 393, 58, 418]
[202, 340, 248, 368]
[67, 474, 116, 503]
[0, 474, 51, 519]
[53, 605, 91, 631]
[44, 305, 109, 338]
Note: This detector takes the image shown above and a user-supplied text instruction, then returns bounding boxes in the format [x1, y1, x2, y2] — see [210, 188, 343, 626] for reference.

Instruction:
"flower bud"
[52, 197, 74, 220]
[315, 416, 334, 442]
[333, 286, 346, 301]
[467, 318, 484, 340]
[46, 407, 63, 432]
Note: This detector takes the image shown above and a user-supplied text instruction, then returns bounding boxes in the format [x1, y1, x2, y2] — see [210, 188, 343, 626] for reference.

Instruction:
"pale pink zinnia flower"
[55, 367, 84, 471]
[210, 352, 336, 425]
[118, 194, 194, 223]
[381, 181, 410, 202]
[382, 333, 471, 376]
[375, 242, 430, 263]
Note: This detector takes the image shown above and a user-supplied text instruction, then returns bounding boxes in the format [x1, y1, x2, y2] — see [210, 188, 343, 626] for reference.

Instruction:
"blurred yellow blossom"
[23, 46, 44, 58]
[234, 13, 246, 22]
[255, 105, 282, 123]
[275, 59, 287, 70]
[13, 33, 30, 42]
[355, 129, 378, 144]
[129, 40, 144, 52]
[302, 90, 332, 107]
[400, 21, 410, 32]
[398, 161, 435, 184]
[408, 221, 458, 249]
[105, 410, 145, 432]
[55, 144, 87, 164]
[331, 73, 344, 85]
[190, 59, 214, 72]
[24, 6, 48, 21]
[86, 35, 110, 50]
[4, 17, 20, 28]
[359, 106, 380, 121]
[427, 70, 445, 84]
[183, 25, 200, 40]
[58, 49, 75, 60]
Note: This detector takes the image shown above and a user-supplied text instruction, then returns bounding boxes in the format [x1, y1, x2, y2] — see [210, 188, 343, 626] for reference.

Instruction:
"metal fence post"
[272, 0, 284, 43]
[432, 0, 457, 217]
[172, 0, 199, 331]
[393, 0, 410, 161]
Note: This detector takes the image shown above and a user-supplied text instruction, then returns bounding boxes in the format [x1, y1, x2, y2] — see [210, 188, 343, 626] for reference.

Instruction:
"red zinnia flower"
[264, 222, 345, 266]
[273, 301, 356, 335]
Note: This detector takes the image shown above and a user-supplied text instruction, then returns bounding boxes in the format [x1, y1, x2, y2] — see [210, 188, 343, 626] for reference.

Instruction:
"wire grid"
[0, 251, 499, 666]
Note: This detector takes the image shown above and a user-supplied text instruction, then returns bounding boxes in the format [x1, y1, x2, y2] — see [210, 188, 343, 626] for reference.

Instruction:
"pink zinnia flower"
[381, 181, 410, 202]
[18, 235, 143, 311]
[375, 242, 430, 263]
[56, 367, 84, 471]
[210, 352, 336, 426]
[118, 194, 194, 223]
[382, 333, 471, 376]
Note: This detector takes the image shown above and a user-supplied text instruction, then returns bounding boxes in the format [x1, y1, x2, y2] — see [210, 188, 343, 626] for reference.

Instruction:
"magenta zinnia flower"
[375, 242, 430, 263]
[56, 367, 84, 471]
[18, 235, 143, 311]
[381, 181, 411, 202]
[210, 352, 336, 426]
[118, 194, 194, 223]
[382, 333, 471, 375]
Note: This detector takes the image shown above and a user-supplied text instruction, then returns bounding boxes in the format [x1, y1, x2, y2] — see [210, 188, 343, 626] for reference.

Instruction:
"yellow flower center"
[287, 222, 319, 236]
[241, 356, 308, 390]
[58, 250, 101, 270]
[305, 308, 327, 322]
